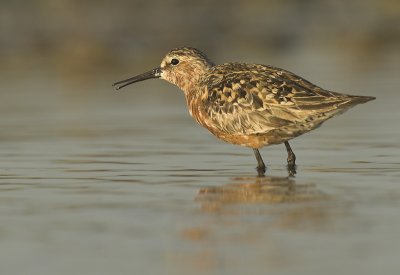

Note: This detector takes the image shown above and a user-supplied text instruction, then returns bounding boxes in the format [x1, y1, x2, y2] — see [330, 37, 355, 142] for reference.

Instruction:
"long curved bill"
[112, 67, 162, 90]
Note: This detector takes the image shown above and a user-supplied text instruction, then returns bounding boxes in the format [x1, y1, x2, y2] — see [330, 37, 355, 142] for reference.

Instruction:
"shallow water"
[0, 68, 399, 275]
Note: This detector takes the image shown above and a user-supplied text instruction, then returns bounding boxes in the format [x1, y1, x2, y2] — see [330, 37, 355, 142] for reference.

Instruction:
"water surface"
[0, 69, 399, 275]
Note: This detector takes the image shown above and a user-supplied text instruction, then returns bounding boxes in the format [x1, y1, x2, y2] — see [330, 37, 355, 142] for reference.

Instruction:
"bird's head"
[113, 47, 214, 94]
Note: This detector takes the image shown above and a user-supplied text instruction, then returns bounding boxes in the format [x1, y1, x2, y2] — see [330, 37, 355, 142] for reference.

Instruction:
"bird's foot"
[287, 163, 297, 177]
[256, 165, 266, 177]
[286, 153, 296, 177]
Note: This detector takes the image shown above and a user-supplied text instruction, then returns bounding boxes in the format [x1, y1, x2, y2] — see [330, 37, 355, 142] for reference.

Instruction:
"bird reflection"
[172, 176, 335, 272]
[196, 176, 327, 212]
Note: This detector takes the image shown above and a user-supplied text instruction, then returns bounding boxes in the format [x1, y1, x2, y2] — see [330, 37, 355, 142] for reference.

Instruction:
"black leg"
[284, 141, 296, 176]
[253, 148, 266, 176]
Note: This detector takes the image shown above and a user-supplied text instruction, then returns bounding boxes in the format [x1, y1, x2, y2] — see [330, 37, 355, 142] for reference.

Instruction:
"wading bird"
[113, 47, 375, 176]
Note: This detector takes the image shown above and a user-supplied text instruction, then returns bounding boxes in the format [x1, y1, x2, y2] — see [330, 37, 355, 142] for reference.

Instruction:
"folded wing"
[200, 63, 366, 137]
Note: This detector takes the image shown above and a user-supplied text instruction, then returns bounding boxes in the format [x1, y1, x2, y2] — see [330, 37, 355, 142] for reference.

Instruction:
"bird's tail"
[323, 94, 375, 118]
[334, 94, 375, 111]
[347, 95, 376, 105]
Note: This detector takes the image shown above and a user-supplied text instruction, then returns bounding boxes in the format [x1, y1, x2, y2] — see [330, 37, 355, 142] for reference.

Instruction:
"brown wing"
[200, 63, 355, 136]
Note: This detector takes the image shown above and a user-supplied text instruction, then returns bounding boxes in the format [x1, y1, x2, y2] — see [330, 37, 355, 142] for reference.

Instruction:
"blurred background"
[1, 1, 400, 275]
[1, 0, 399, 75]
[1, 0, 398, 142]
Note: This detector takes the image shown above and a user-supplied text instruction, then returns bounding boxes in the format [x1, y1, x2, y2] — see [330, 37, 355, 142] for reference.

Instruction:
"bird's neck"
[176, 63, 212, 95]
[175, 76, 200, 96]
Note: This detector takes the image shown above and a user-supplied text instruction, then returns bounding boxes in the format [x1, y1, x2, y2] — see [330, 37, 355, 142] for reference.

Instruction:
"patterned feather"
[193, 62, 374, 146]
[113, 47, 375, 175]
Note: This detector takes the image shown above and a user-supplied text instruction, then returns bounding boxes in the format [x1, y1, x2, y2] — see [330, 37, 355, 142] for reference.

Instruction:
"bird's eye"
[171, 58, 179, 65]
